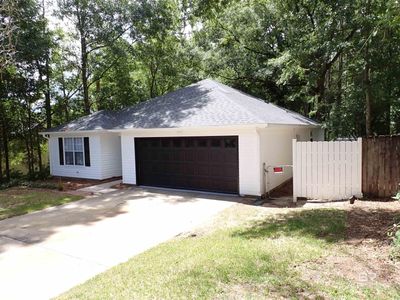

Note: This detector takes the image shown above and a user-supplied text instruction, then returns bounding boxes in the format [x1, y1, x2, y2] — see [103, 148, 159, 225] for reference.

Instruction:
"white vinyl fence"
[293, 138, 362, 200]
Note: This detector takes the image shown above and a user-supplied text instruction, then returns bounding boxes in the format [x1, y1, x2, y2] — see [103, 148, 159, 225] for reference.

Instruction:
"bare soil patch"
[43, 176, 121, 191]
[299, 199, 400, 289]
[110, 182, 133, 189]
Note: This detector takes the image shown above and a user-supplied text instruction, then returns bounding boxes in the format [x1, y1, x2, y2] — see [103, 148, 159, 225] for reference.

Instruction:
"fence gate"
[362, 135, 400, 197]
[293, 139, 362, 200]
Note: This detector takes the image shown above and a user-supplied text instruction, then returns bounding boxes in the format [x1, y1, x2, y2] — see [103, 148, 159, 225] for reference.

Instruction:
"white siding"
[120, 127, 262, 196]
[238, 131, 261, 196]
[259, 126, 315, 194]
[121, 134, 136, 184]
[100, 134, 122, 179]
[293, 139, 362, 200]
[48, 133, 122, 180]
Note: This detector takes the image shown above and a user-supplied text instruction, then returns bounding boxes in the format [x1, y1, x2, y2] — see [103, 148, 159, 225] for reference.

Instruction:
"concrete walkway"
[77, 179, 122, 194]
[0, 187, 235, 300]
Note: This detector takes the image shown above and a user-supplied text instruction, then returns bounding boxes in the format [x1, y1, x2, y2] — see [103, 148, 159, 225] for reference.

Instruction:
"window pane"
[173, 139, 181, 147]
[74, 138, 83, 151]
[198, 139, 207, 147]
[224, 138, 236, 148]
[64, 138, 74, 151]
[65, 152, 74, 165]
[75, 152, 84, 165]
[211, 139, 220, 147]
[161, 139, 170, 147]
[185, 139, 194, 147]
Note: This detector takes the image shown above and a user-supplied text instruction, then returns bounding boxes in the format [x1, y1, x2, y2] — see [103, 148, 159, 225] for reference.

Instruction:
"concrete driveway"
[0, 188, 235, 300]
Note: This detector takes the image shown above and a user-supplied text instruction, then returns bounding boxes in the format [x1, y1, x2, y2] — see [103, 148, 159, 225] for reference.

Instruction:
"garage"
[135, 136, 239, 194]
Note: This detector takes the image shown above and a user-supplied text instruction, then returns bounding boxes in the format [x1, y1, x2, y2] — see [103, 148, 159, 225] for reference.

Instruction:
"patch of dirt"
[300, 246, 400, 288]
[299, 200, 400, 289]
[110, 183, 133, 190]
[43, 176, 122, 191]
[346, 206, 399, 247]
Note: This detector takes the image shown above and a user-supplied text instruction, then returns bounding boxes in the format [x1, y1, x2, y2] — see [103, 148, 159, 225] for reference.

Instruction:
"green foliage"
[1, 0, 400, 177]
[393, 185, 400, 200]
[389, 221, 400, 261]
[194, 0, 400, 138]
[0, 178, 57, 191]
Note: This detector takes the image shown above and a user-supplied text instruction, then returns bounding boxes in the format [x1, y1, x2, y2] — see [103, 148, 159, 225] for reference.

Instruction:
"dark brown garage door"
[135, 136, 239, 194]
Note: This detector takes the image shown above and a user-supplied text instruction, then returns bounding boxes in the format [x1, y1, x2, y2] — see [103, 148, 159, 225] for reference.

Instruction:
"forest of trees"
[0, 0, 399, 181]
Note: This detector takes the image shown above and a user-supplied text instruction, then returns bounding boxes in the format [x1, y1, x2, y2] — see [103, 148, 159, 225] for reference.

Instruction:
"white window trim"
[63, 137, 86, 167]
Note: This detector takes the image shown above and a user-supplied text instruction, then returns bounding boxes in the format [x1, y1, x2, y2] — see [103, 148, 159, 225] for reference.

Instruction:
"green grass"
[0, 188, 82, 220]
[57, 207, 400, 300]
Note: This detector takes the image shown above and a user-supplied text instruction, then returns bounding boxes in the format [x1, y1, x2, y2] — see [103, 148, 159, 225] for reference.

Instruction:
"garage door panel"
[135, 136, 238, 194]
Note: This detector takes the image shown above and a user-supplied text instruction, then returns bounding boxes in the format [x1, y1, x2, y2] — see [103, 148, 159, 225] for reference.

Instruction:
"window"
[198, 139, 207, 147]
[224, 138, 236, 148]
[185, 139, 194, 147]
[211, 139, 221, 147]
[64, 137, 84, 166]
[173, 139, 181, 147]
[161, 139, 170, 147]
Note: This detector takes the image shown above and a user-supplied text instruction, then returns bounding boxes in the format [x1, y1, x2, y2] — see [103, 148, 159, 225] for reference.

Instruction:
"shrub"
[9, 170, 24, 179]
[28, 166, 51, 181]
[0, 178, 58, 191]
[389, 221, 400, 261]
[392, 183, 400, 200]
[0, 178, 21, 190]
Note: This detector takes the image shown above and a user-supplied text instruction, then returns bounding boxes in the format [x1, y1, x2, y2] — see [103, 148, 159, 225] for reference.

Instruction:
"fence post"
[292, 139, 297, 203]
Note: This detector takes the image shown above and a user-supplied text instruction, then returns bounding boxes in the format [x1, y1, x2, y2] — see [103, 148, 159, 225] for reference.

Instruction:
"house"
[42, 79, 322, 196]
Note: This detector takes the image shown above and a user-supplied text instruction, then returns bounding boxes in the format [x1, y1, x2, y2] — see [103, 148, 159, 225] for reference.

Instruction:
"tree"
[56, 0, 129, 114]
[193, 0, 400, 139]
[0, 0, 50, 180]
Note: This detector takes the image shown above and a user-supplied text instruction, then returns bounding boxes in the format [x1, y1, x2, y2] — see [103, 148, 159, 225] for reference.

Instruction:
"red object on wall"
[273, 167, 283, 173]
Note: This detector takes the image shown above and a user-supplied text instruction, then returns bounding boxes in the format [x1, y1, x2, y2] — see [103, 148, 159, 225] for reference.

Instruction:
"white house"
[42, 79, 323, 196]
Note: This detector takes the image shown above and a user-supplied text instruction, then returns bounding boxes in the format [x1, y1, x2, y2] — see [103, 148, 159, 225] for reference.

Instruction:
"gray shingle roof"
[46, 110, 118, 132]
[45, 79, 319, 133]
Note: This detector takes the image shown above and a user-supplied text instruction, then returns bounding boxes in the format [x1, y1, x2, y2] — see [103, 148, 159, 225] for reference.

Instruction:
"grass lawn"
[57, 205, 400, 300]
[0, 187, 83, 220]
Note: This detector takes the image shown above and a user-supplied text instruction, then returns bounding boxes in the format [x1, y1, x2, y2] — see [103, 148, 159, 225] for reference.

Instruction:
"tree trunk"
[364, 0, 373, 137]
[149, 61, 158, 98]
[2, 124, 10, 181]
[45, 56, 51, 128]
[0, 131, 3, 181]
[364, 60, 372, 136]
[315, 68, 327, 120]
[81, 35, 90, 114]
[96, 79, 101, 109]
[27, 102, 35, 177]
[42, 0, 51, 128]
[0, 102, 10, 181]
[36, 129, 42, 173]
[61, 71, 70, 122]
[337, 53, 343, 104]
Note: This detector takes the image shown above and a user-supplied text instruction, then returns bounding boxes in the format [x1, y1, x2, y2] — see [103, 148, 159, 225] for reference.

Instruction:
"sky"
[44, 0, 73, 32]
